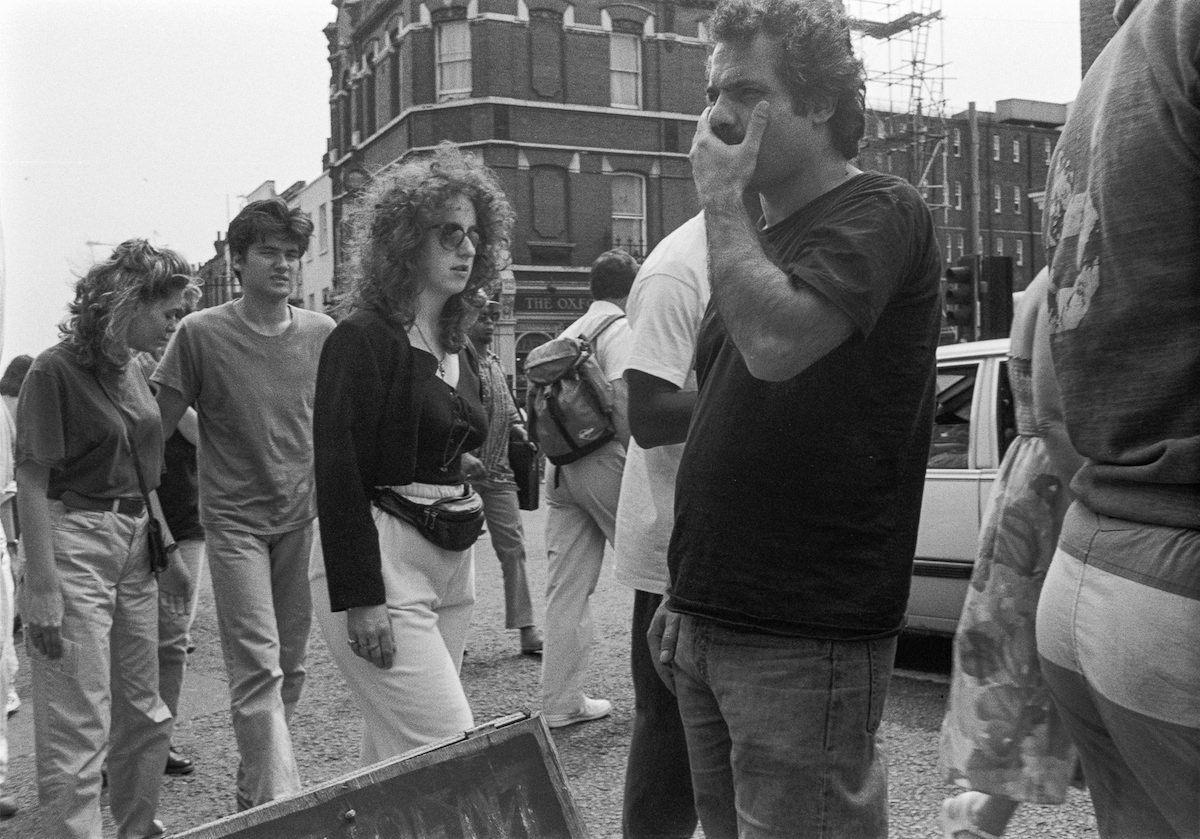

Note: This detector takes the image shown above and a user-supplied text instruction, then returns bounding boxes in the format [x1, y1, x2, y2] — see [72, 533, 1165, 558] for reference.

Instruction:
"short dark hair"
[226, 198, 314, 267]
[710, 0, 866, 160]
[590, 249, 639, 301]
[0, 355, 33, 397]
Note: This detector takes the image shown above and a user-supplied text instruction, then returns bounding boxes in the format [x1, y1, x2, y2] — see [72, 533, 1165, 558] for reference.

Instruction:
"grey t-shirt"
[18, 342, 163, 500]
[153, 301, 335, 534]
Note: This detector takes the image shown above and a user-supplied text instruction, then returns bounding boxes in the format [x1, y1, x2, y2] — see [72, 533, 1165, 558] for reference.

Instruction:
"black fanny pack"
[372, 486, 485, 551]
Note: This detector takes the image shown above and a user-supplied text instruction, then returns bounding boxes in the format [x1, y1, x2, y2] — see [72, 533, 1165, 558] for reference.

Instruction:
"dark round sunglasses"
[428, 222, 484, 251]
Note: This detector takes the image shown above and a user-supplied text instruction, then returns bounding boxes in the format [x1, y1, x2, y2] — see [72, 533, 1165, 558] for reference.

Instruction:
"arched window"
[610, 173, 645, 257]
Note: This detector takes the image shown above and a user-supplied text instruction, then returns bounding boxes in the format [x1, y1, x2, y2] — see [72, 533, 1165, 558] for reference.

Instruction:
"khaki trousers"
[28, 501, 171, 839]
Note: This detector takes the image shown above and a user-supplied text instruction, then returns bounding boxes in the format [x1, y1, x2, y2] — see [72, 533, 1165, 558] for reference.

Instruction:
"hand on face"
[690, 100, 770, 207]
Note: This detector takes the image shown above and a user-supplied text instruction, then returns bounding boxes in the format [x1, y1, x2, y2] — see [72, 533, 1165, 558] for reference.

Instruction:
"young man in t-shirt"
[154, 199, 335, 809]
[614, 213, 708, 839]
[540, 249, 635, 729]
[649, 1, 942, 836]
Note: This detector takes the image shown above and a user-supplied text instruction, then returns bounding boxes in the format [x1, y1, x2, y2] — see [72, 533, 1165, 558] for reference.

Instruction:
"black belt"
[60, 491, 145, 517]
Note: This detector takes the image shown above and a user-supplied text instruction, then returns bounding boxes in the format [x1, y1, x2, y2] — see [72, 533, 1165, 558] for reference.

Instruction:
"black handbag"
[507, 438, 541, 511]
[144, 516, 171, 574]
[373, 486, 486, 551]
[502, 374, 541, 511]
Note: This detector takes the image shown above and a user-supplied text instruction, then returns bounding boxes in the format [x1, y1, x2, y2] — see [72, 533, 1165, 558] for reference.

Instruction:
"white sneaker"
[544, 697, 612, 729]
[941, 792, 1002, 839]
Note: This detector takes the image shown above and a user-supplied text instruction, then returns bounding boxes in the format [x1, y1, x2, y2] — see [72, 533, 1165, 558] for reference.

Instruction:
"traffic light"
[943, 255, 978, 340]
[979, 256, 1014, 340]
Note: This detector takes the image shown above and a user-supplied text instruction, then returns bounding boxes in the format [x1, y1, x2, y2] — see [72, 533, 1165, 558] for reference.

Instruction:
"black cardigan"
[314, 308, 478, 611]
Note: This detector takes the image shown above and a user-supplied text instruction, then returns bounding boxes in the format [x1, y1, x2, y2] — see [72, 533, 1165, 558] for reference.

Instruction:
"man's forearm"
[705, 198, 852, 382]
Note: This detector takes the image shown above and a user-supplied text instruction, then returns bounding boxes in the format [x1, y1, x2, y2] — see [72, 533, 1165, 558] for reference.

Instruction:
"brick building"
[859, 99, 1066, 292]
[320, 0, 1069, 372]
[323, 0, 711, 376]
[1081, 0, 1120, 77]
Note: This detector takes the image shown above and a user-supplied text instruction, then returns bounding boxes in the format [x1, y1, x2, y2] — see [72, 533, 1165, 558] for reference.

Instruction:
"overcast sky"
[0, 0, 1081, 367]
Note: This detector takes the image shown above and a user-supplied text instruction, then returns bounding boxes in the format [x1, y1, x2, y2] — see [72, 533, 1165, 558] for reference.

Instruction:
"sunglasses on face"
[428, 222, 484, 251]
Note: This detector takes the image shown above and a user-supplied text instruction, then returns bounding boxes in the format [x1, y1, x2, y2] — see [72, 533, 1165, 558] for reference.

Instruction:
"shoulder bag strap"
[586, 313, 625, 344]
[93, 368, 155, 512]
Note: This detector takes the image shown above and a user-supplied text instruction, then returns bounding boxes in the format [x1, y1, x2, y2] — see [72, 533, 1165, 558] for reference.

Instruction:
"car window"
[997, 360, 1016, 461]
[928, 362, 977, 469]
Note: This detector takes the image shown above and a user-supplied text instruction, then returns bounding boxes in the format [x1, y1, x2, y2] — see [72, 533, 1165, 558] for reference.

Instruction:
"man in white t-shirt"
[541, 249, 636, 729]
[614, 214, 708, 838]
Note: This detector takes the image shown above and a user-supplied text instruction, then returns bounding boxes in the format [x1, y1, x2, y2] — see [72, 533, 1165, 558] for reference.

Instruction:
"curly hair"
[710, 0, 866, 160]
[339, 142, 515, 351]
[61, 239, 200, 374]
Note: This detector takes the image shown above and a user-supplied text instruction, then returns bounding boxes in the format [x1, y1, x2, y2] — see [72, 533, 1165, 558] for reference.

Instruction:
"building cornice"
[343, 95, 700, 154]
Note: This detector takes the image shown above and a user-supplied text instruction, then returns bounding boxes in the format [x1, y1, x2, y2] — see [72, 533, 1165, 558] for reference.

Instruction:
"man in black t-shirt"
[648, 1, 941, 836]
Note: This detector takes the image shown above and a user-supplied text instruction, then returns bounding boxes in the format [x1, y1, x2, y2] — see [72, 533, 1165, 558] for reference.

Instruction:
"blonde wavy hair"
[61, 239, 200, 373]
[339, 142, 515, 351]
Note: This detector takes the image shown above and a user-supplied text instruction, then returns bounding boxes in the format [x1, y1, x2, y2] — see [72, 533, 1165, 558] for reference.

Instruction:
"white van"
[906, 338, 1014, 635]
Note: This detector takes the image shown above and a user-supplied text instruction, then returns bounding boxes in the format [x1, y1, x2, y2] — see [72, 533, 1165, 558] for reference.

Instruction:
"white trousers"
[2, 543, 16, 716]
[0, 544, 11, 792]
[310, 484, 475, 767]
[541, 440, 625, 715]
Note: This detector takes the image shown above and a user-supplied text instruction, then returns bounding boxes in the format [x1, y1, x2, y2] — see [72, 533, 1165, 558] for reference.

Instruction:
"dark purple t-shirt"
[667, 172, 942, 640]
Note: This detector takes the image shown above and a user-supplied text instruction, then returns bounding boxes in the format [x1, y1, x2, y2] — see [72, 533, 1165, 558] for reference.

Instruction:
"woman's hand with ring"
[460, 452, 487, 482]
[21, 578, 65, 660]
[346, 604, 395, 669]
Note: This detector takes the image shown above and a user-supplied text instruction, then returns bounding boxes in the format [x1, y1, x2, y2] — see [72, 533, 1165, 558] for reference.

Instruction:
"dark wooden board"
[174, 713, 588, 838]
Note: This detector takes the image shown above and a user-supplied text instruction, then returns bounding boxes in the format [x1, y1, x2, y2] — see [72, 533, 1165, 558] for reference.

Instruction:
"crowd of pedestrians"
[0, 0, 1195, 837]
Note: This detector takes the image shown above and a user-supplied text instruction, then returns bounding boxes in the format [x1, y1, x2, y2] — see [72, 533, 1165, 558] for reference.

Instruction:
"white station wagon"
[906, 338, 1015, 635]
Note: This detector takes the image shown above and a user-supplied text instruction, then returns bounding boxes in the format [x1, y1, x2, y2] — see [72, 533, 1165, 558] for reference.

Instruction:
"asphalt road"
[2, 502, 1099, 838]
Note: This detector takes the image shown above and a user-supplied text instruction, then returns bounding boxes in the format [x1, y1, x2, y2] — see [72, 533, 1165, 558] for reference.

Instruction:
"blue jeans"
[207, 524, 313, 808]
[672, 614, 895, 839]
[1037, 503, 1200, 839]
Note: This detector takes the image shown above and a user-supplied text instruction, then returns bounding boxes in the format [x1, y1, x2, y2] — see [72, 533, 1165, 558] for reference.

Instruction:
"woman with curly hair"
[311, 142, 514, 763]
[16, 240, 198, 838]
